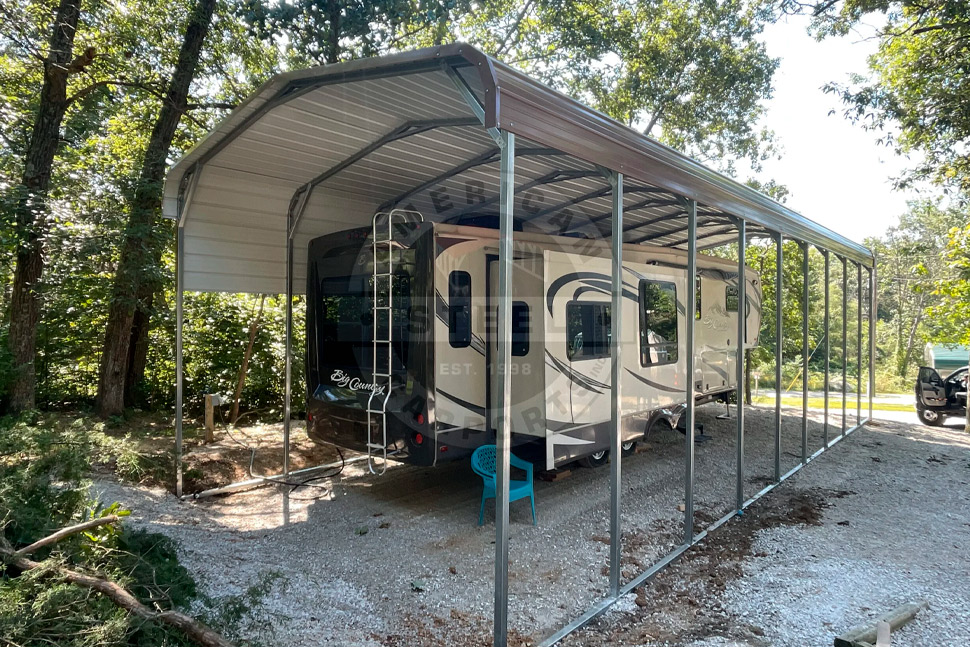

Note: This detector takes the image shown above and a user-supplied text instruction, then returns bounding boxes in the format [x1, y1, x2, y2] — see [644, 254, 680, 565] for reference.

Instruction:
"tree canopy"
[797, 0, 970, 193]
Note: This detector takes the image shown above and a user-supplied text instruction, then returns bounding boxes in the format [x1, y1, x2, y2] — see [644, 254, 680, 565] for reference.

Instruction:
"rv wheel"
[578, 450, 609, 468]
[621, 441, 637, 457]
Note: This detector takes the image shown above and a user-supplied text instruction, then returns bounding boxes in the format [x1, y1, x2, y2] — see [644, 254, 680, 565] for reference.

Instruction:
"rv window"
[512, 302, 529, 357]
[449, 271, 471, 348]
[639, 280, 679, 366]
[726, 284, 751, 315]
[566, 302, 610, 360]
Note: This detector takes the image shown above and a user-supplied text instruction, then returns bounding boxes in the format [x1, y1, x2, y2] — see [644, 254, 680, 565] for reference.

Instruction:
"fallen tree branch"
[1, 545, 235, 647]
[14, 514, 120, 557]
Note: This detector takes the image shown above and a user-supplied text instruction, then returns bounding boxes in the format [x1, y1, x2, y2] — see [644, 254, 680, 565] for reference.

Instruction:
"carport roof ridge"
[164, 43, 872, 294]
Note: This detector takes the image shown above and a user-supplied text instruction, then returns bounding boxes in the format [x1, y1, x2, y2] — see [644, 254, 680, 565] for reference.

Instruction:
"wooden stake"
[204, 394, 214, 444]
[834, 601, 928, 647]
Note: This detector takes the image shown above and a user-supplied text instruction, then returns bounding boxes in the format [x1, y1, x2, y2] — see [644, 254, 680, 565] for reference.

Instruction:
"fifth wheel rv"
[306, 214, 761, 472]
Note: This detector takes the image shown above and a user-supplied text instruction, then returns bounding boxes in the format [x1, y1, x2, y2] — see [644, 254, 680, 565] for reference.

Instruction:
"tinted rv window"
[449, 271, 471, 348]
[512, 302, 529, 357]
[639, 280, 678, 366]
[726, 285, 739, 311]
[566, 302, 610, 360]
[725, 284, 751, 315]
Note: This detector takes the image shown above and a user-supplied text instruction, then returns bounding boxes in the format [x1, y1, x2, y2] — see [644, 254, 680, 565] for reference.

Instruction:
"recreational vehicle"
[306, 214, 761, 472]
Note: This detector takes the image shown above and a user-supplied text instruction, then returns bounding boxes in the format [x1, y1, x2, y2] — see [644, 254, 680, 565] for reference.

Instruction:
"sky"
[754, 15, 921, 245]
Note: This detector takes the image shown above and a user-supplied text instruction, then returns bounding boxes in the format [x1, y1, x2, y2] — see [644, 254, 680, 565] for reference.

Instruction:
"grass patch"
[751, 396, 914, 412]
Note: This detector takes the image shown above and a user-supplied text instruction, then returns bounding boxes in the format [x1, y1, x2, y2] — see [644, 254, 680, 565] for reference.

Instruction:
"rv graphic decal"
[330, 369, 386, 395]
[702, 302, 731, 331]
[624, 368, 684, 393]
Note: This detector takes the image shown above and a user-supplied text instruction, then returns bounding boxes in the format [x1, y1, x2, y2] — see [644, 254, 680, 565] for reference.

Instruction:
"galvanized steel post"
[736, 219, 746, 513]
[856, 262, 863, 425]
[841, 256, 848, 435]
[609, 172, 624, 597]
[823, 250, 830, 445]
[493, 130, 515, 647]
[175, 226, 184, 498]
[283, 220, 294, 479]
[869, 265, 876, 421]
[684, 199, 698, 542]
[801, 243, 809, 464]
[774, 233, 782, 482]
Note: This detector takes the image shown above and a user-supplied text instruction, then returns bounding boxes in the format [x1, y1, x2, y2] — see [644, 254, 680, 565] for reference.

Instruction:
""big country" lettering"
[330, 369, 386, 395]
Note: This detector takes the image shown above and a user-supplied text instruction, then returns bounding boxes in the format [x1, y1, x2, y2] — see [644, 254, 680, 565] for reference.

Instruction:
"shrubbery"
[0, 415, 202, 646]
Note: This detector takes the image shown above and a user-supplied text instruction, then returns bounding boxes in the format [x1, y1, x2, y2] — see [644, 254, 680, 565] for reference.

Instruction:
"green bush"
[0, 415, 200, 646]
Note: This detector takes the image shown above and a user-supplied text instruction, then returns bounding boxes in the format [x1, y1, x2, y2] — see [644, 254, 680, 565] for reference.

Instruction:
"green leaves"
[927, 222, 970, 347]
[808, 0, 970, 193]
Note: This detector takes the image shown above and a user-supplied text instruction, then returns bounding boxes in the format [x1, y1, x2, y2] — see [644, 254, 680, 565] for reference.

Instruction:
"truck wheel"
[918, 407, 945, 426]
[621, 440, 637, 457]
[578, 449, 609, 468]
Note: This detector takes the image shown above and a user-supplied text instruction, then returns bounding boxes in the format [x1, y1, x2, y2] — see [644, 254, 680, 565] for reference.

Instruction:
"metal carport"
[163, 42, 876, 647]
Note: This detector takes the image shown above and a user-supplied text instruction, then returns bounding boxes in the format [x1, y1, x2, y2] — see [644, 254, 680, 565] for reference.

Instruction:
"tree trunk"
[327, 1, 341, 64]
[6, 0, 83, 413]
[900, 292, 924, 378]
[95, 0, 217, 418]
[231, 294, 266, 424]
[123, 290, 152, 407]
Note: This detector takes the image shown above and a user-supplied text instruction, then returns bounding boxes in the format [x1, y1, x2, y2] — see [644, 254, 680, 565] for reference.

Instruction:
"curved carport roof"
[163, 42, 873, 295]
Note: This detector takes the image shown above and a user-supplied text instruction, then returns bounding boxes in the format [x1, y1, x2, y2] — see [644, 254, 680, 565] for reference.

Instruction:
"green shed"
[924, 343, 970, 376]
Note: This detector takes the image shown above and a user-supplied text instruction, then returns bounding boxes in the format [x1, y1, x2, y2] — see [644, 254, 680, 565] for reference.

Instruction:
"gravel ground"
[564, 413, 970, 647]
[92, 404, 970, 646]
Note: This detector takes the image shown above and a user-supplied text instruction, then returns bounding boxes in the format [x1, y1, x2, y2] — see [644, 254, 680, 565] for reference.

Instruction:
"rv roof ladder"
[366, 209, 424, 475]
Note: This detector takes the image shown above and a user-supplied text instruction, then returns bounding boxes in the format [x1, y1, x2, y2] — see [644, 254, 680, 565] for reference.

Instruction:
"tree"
[239, 0, 466, 65]
[795, 0, 970, 193]
[450, 0, 779, 174]
[2, 0, 206, 412]
[867, 201, 965, 381]
[95, 0, 218, 418]
[925, 223, 970, 431]
[3, 0, 90, 412]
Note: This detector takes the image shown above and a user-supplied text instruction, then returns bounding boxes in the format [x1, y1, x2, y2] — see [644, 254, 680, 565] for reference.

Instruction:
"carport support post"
[735, 219, 746, 513]
[841, 256, 848, 435]
[857, 262, 863, 425]
[175, 225, 184, 498]
[492, 129, 515, 647]
[869, 265, 876, 422]
[684, 199, 698, 543]
[774, 233, 782, 482]
[823, 250, 830, 445]
[608, 172, 624, 598]
[801, 243, 809, 464]
[283, 217, 294, 479]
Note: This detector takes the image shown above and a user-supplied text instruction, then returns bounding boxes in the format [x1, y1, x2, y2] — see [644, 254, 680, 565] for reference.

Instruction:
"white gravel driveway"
[93, 406, 970, 646]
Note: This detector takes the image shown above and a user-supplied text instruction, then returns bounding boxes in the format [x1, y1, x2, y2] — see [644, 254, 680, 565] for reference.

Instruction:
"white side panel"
[433, 238, 488, 433]
[487, 253, 546, 438]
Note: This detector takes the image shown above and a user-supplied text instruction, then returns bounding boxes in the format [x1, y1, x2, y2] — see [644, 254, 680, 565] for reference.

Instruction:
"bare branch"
[13, 514, 121, 557]
[494, 0, 536, 57]
[1, 546, 236, 647]
[186, 102, 237, 111]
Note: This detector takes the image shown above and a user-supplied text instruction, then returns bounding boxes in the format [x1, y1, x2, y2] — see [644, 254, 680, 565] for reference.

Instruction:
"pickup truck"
[915, 366, 968, 426]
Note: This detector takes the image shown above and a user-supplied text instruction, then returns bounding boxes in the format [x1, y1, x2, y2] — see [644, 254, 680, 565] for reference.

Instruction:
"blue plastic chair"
[471, 445, 536, 526]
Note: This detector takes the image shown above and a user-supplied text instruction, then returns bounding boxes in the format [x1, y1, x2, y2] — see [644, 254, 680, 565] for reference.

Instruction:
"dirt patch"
[563, 486, 852, 646]
[379, 609, 535, 647]
[180, 423, 339, 493]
